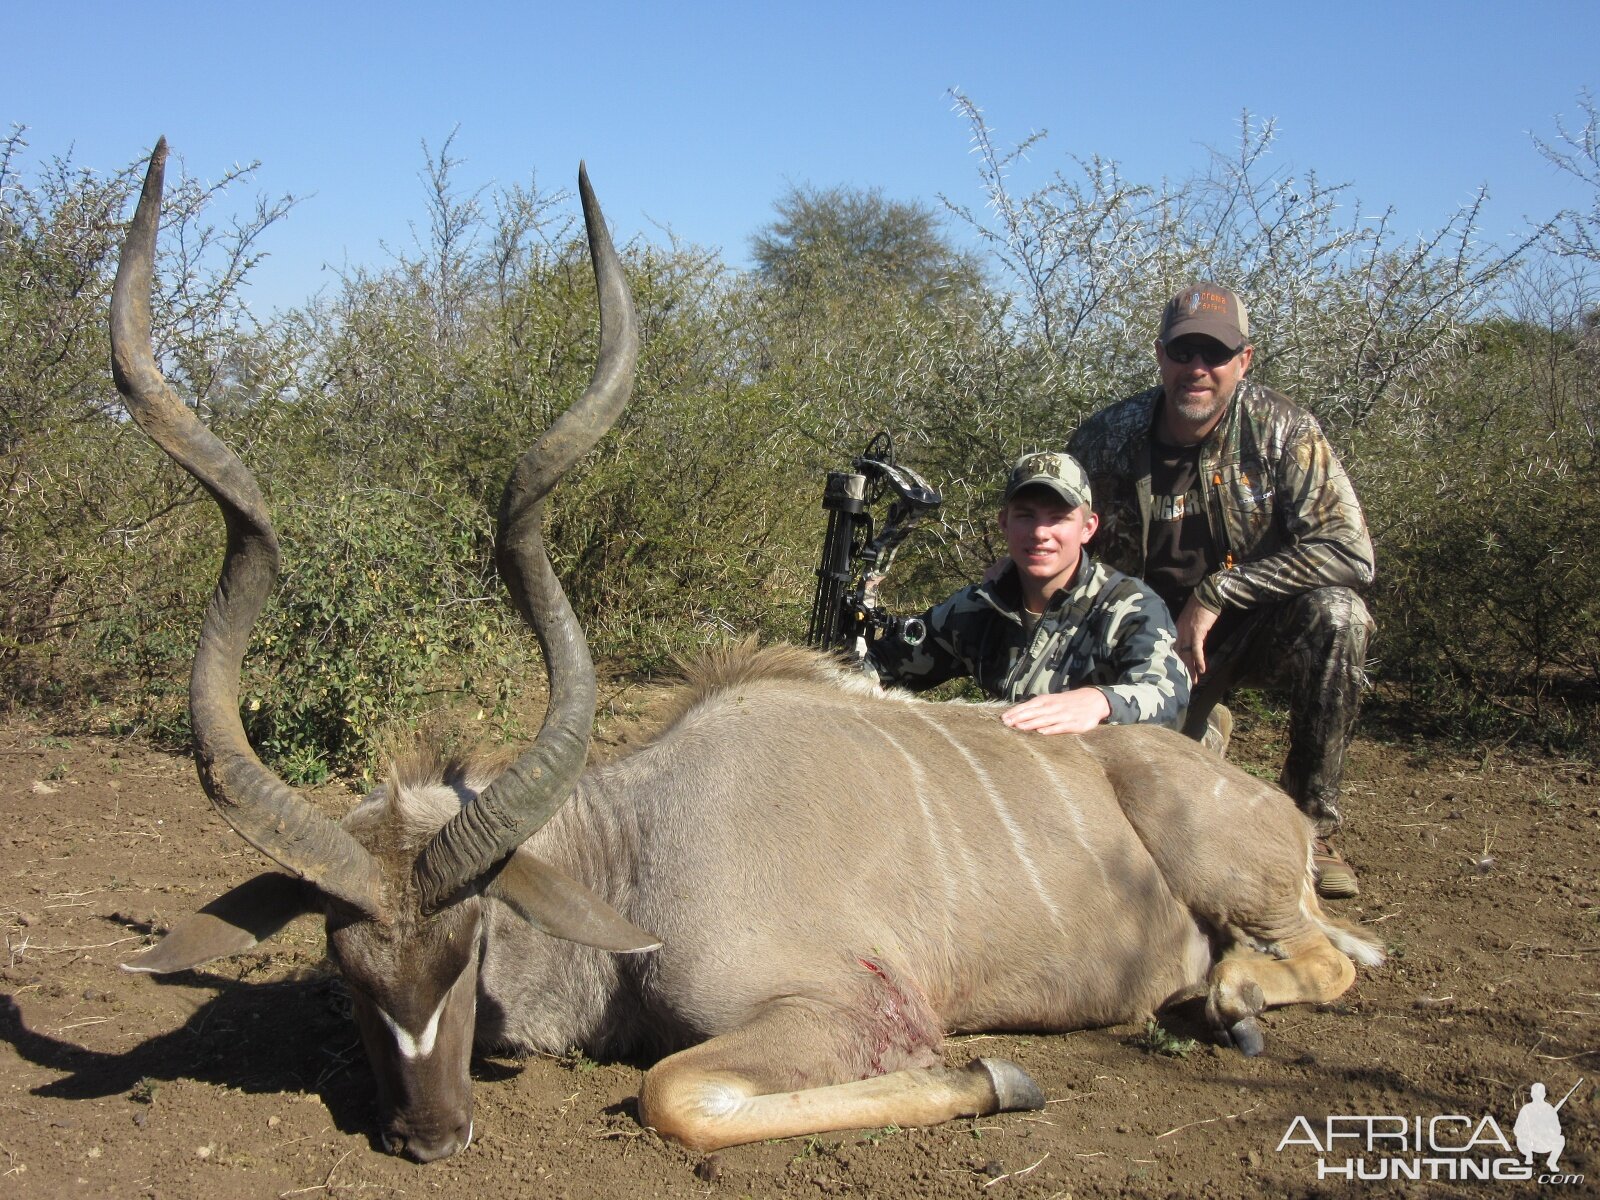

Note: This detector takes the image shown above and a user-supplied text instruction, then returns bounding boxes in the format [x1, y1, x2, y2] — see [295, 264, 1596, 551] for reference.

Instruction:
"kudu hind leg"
[638, 1004, 1042, 1152]
[1102, 754, 1359, 1052]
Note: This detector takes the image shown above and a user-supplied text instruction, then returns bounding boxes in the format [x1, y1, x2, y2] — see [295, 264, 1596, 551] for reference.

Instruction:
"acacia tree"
[751, 182, 981, 304]
[1536, 89, 1600, 266]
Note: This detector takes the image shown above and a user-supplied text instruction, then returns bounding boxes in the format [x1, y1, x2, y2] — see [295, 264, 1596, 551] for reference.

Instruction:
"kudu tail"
[1314, 911, 1387, 968]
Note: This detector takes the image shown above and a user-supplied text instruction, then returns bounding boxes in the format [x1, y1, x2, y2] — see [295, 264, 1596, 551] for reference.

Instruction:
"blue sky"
[7, 2, 1596, 314]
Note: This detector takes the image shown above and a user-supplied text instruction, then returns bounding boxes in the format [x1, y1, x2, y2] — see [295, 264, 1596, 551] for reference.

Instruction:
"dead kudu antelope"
[111, 140, 1382, 1163]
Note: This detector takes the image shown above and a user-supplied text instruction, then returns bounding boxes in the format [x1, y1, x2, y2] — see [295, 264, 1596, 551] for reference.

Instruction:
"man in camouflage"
[1068, 282, 1374, 898]
[869, 451, 1188, 734]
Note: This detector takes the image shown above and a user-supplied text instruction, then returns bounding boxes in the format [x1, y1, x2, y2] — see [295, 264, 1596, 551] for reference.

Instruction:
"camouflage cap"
[1003, 450, 1092, 509]
[1159, 282, 1250, 348]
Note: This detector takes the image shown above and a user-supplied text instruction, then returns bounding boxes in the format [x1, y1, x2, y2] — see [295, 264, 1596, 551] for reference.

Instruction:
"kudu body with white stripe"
[111, 141, 1382, 1163]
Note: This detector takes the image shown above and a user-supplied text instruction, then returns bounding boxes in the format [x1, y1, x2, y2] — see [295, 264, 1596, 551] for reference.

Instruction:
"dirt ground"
[1, 699, 1595, 1200]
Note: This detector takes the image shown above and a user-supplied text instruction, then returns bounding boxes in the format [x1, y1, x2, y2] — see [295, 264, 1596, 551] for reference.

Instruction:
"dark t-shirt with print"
[1146, 437, 1215, 614]
[1146, 437, 1247, 648]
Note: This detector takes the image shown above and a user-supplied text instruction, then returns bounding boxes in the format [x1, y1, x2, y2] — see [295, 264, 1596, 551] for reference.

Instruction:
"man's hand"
[1176, 596, 1220, 680]
[1001, 687, 1111, 735]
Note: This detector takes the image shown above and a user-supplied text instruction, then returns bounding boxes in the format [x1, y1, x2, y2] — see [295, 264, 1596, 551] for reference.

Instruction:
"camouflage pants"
[1180, 587, 1373, 833]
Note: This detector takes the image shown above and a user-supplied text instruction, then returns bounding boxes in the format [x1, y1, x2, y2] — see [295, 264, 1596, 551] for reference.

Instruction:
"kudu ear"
[121, 873, 318, 974]
[487, 851, 661, 954]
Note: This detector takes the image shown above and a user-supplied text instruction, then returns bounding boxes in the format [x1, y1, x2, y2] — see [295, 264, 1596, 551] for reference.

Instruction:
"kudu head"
[112, 139, 655, 1162]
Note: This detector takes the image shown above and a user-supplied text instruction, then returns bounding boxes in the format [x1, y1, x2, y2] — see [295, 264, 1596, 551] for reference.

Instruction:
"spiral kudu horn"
[111, 139, 383, 918]
[412, 164, 640, 912]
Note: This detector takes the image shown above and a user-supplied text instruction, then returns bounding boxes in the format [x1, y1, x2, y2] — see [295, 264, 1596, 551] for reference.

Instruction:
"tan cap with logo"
[1003, 451, 1092, 509]
[1159, 282, 1250, 348]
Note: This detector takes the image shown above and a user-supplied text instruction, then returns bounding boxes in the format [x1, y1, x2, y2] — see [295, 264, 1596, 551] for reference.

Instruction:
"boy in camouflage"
[868, 451, 1188, 735]
[1068, 282, 1374, 898]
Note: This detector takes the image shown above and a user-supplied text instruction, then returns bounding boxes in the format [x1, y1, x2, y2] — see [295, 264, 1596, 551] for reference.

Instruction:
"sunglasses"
[1162, 339, 1243, 367]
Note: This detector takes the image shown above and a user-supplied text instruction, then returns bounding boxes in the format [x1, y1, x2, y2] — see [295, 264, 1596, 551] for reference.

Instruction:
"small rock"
[132, 1111, 148, 1129]
[693, 1154, 721, 1183]
[195, 1144, 213, 1159]
[1246, 1149, 1262, 1167]
[30, 781, 57, 795]
[267, 1115, 281, 1129]
[1116, 1123, 1131, 1134]
[16, 911, 38, 927]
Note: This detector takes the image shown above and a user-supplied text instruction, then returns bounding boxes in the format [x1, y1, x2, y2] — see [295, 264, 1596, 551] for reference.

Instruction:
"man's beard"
[1169, 387, 1231, 427]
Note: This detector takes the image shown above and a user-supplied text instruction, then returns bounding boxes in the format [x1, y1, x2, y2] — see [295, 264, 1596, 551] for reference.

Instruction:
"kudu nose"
[384, 1121, 471, 1162]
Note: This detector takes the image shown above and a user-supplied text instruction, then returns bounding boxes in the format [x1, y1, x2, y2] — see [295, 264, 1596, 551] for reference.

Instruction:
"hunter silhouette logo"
[1516, 1080, 1580, 1171]
[1275, 1077, 1585, 1185]
[1187, 290, 1202, 314]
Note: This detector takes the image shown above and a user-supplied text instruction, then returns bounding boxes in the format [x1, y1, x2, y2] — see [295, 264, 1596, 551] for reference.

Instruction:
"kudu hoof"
[969, 1057, 1046, 1112]
[1225, 1017, 1266, 1057]
[1206, 976, 1266, 1055]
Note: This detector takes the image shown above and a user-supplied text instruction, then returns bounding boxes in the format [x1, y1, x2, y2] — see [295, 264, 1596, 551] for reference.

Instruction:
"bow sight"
[806, 433, 941, 655]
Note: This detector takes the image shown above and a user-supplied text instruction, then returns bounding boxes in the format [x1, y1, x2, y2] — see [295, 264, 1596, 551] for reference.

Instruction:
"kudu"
[112, 140, 1383, 1163]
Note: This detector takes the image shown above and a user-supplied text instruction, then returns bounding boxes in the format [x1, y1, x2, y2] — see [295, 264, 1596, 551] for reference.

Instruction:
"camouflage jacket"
[1067, 379, 1374, 613]
[868, 555, 1188, 727]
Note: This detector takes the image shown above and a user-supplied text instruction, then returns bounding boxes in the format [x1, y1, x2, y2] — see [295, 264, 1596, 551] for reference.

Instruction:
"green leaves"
[240, 486, 528, 780]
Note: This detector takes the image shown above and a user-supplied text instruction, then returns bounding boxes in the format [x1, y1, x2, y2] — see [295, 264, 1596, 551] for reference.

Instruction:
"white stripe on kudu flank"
[378, 990, 451, 1061]
[863, 715, 967, 913]
[906, 707, 1065, 932]
[1015, 738, 1109, 889]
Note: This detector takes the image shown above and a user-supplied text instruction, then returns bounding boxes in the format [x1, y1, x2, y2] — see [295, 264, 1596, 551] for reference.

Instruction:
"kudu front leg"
[1205, 925, 1358, 1056]
[637, 1002, 1043, 1152]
